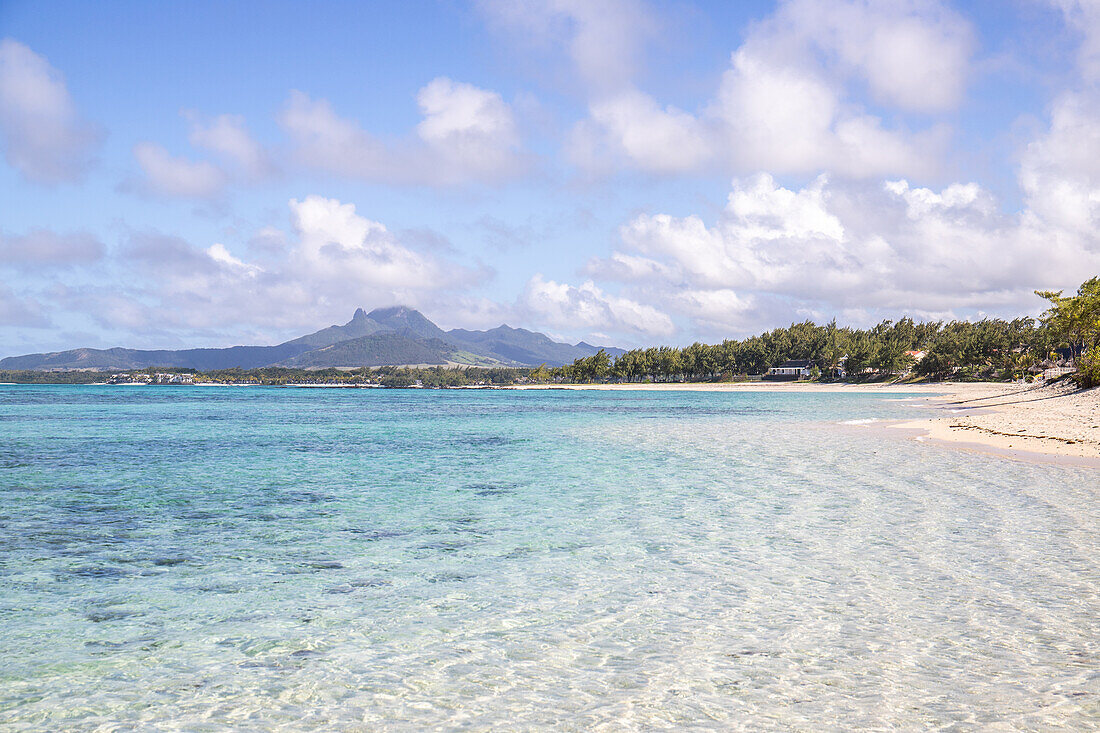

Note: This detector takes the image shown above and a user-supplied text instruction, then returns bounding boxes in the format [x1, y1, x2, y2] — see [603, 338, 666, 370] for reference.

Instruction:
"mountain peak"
[365, 306, 445, 340]
[351, 307, 369, 321]
[367, 305, 413, 319]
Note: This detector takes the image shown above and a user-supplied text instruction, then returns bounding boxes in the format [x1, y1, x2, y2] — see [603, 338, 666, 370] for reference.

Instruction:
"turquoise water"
[1, 385, 1098, 730]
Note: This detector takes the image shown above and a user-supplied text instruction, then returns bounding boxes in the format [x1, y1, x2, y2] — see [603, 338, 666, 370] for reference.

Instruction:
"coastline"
[516, 380, 1100, 466]
[887, 381, 1100, 467]
[510, 381, 959, 394]
[6, 379, 1096, 465]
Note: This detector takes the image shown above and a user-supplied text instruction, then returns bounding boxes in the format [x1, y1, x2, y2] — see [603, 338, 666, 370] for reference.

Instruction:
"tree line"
[545, 276, 1100, 387]
[2, 277, 1097, 388]
[549, 316, 1049, 384]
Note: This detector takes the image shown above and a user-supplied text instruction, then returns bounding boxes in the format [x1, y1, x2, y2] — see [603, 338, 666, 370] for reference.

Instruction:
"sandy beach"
[889, 380, 1100, 466]
[512, 381, 959, 394]
[517, 380, 1100, 466]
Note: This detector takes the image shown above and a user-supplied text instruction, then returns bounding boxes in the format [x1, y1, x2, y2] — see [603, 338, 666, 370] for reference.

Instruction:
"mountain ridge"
[0, 307, 625, 371]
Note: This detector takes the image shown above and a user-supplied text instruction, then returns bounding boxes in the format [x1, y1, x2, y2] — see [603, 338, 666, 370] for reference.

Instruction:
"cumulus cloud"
[586, 170, 1100, 334]
[131, 141, 227, 199]
[563, 0, 964, 178]
[519, 273, 674, 337]
[570, 89, 710, 174]
[1019, 91, 1100, 235]
[1050, 0, 1100, 81]
[1, 228, 105, 267]
[0, 285, 49, 327]
[770, 0, 974, 112]
[568, 48, 942, 178]
[564, 4, 1100, 335]
[186, 112, 272, 179]
[0, 38, 102, 183]
[277, 92, 387, 178]
[124, 111, 273, 200]
[710, 49, 944, 178]
[416, 77, 521, 177]
[90, 196, 487, 338]
[280, 77, 525, 185]
[288, 195, 473, 293]
[478, 0, 655, 93]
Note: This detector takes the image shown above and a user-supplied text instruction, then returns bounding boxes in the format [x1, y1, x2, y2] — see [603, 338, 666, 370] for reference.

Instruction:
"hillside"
[281, 307, 387, 350]
[0, 343, 313, 371]
[0, 307, 624, 370]
[279, 333, 453, 368]
[446, 325, 624, 366]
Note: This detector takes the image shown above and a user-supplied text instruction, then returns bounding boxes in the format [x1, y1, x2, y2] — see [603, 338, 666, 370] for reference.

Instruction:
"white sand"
[518, 380, 1100, 466]
[512, 381, 957, 394]
[890, 381, 1100, 465]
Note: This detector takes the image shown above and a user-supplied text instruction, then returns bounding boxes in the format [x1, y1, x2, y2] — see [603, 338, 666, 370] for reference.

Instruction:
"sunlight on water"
[1, 386, 1098, 730]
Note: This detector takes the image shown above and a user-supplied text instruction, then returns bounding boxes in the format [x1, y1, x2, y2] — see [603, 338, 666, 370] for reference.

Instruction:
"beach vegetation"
[5, 277, 1099, 388]
[1037, 277, 1100, 386]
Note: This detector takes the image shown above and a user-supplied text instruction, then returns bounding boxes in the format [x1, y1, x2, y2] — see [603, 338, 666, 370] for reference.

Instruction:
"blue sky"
[1, 0, 1099, 355]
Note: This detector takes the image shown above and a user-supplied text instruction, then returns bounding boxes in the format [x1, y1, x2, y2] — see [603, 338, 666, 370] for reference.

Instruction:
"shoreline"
[4, 379, 1096, 465]
[518, 380, 1100, 466]
[510, 381, 958, 394]
[885, 381, 1100, 467]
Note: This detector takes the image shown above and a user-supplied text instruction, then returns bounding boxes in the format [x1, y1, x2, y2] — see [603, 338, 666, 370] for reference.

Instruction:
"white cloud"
[0, 38, 101, 183]
[1, 228, 104, 267]
[478, 0, 654, 93]
[91, 196, 487, 338]
[570, 89, 710, 174]
[607, 174, 848, 292]
[415, 77, 522, 179]
[884, 179, 995, 219]
[712, 48, 947, 177]
[187, 112, 271, 179]
[1050, 0, 1100, 81]
[206, 242, 261, 275]
[132, 141, 227, 198]
[561, 0, 963, 178]
[278, 91, 389, 179]
[289, 195, 467, 293]
[589, 169, 1100, 334]
[773, 0, 974, 112]
[519, 273, 674, 336]
[0, 284, 49, 327]
[1019, 91, 1100, 235]
[670, 288, 757, 332]
[416, 78, 516, 144]
[280, 78, 525, 185]
[124, 111, 272, 199]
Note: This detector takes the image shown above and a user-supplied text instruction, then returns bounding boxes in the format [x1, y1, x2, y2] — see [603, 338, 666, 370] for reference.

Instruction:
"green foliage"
[0, 370, 107, 384]
[1037, 277, 1100, 387]
[379, 372, 416, 388]
[282, 333, 452, 368]
[569, 349, 611, 382]
[1076, 345, 1100, 388]
[912, 317, 1040, 381]
[8, 277, 1099, 388]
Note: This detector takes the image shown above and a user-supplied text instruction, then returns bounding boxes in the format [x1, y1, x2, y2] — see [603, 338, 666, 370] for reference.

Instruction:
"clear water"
[1, 385, 1098, 731]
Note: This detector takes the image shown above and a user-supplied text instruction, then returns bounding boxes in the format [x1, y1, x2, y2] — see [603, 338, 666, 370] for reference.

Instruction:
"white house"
[765, 359, 814, 381]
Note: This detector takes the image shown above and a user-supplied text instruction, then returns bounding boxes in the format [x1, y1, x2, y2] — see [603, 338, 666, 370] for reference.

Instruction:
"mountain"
[0, 307, 625, 370]
[279, 333, 453, 368]
[368, 306, 447, 340]
[0, 343, 314, 372]
[446, 325, 624, 366]
[281, 307, 386, 350]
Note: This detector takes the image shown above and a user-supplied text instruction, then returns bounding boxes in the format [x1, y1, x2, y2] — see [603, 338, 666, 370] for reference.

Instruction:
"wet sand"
[891, 380, 1100, 466]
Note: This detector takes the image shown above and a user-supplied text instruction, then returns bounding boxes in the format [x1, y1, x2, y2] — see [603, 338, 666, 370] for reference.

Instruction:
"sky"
[1, 0, 1099, 355]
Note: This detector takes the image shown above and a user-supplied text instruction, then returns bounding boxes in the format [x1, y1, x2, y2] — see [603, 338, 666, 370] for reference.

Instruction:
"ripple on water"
[1, 386, 1098, 730]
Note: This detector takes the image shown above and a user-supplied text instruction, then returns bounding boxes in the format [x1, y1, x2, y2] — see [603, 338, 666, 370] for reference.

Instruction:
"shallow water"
[1, 385, 1098, 730]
